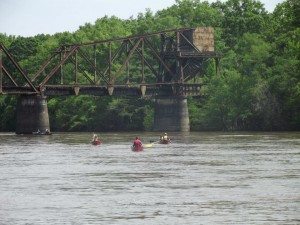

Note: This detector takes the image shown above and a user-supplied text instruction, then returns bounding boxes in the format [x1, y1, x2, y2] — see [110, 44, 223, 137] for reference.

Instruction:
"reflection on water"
[0, 132, 299, 224]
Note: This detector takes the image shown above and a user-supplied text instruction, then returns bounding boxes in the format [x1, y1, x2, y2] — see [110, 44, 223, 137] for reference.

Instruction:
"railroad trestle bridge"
[0, 27, 220, 133]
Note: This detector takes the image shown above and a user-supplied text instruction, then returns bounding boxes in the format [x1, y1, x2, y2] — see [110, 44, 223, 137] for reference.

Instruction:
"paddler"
[162, 133, 169, 141]
[92, 133, 99, 142]
[133, 136, 143, 149]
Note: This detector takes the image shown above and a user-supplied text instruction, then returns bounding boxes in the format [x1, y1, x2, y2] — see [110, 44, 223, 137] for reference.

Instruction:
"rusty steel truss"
[0, 27, 220, 97]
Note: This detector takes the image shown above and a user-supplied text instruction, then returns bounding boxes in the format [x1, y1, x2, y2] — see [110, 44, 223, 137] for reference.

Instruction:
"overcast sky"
[0, 0, 284, 37]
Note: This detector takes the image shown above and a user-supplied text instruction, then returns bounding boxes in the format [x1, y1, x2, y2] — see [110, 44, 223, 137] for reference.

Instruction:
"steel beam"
[0, 49, 2, 93]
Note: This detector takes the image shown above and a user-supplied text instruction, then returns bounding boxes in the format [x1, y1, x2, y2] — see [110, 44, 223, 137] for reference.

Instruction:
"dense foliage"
[0, 0, 299, 131]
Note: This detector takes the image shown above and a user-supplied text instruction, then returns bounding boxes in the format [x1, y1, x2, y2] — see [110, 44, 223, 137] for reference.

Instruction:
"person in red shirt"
[133, 137, 143, 151]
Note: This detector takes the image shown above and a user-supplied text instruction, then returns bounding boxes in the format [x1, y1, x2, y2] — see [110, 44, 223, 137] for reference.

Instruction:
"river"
[0, 132, 299, 224]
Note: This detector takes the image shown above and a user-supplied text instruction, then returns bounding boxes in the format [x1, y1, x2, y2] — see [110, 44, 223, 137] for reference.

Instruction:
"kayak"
[131, 145, 144, 152]
[91, 140, 101, 145]
[159, 139, 171, 144]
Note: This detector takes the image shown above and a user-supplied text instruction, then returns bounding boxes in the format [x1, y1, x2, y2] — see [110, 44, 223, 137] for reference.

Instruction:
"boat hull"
[32, 132, 52, 135]
[131, 145, 143, 152]
[92, 140, 101, 145]
[159, 139, 171, 144]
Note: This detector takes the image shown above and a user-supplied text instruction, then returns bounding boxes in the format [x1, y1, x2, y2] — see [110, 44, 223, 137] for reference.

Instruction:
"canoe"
[144, 143, 153, 148]
[91, 140, 101, 145]
[159, 139, 171, 144]
[131, 145, 144, 152]
[32, 131, 52, 135]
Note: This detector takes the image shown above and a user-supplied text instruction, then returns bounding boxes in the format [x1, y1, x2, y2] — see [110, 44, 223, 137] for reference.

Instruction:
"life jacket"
[134, 139, 142, 147]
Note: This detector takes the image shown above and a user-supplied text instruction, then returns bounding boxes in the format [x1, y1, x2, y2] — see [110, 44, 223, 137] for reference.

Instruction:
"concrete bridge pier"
[153, 96, 190, 132]
[16, 95, 50, 134]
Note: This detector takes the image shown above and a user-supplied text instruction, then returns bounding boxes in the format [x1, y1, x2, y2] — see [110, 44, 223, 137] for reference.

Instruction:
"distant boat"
[32, 131, 52, 135]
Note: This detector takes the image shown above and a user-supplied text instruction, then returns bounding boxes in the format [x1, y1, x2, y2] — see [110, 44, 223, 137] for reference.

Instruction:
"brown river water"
[0, 132, 299, 224]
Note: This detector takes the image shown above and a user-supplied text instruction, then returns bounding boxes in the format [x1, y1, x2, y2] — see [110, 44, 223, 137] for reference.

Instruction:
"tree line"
[0, 0, 299, 131]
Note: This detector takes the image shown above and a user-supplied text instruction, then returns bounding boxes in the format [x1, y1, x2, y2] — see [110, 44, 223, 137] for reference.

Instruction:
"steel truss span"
[0, 27, 220, 97]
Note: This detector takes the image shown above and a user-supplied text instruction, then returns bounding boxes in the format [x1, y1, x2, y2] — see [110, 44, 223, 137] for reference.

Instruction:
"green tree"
[213, 0, 268, 47]
[0, 96, 17, 131]
[198, 70, 257, 130]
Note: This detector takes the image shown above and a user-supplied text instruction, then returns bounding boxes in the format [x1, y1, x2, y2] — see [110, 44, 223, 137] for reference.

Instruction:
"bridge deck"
[2, 83, 202, 97]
